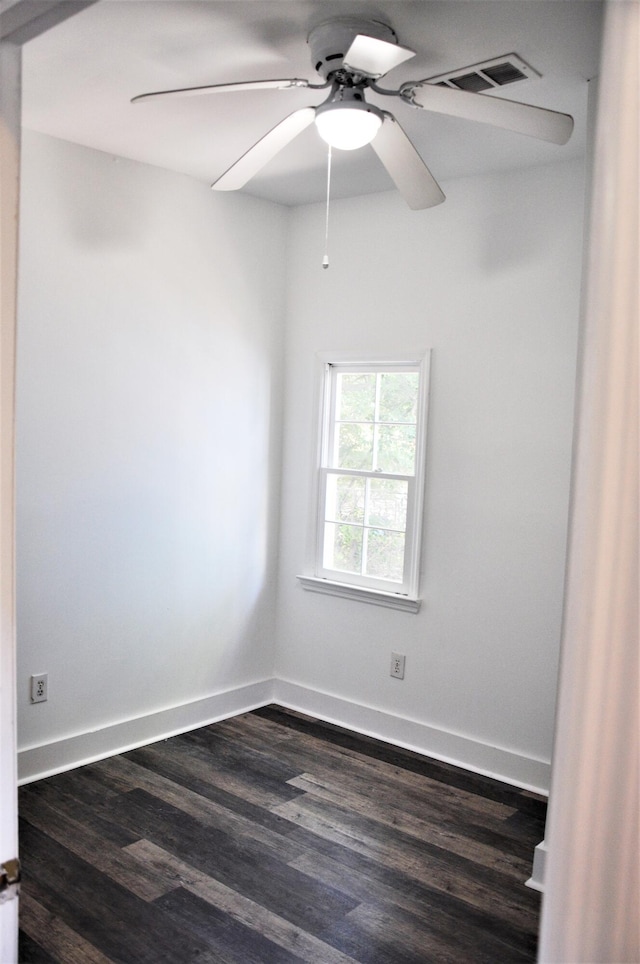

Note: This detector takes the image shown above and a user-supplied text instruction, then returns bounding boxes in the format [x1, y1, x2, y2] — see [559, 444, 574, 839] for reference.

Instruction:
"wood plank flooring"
[17, 705, 545, 963]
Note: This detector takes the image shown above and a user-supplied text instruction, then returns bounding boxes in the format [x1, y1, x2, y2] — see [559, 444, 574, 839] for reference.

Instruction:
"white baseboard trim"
[272, 678, 550, 794]
[17, 679, 274, 785]
[525, 839, 547, 892]
[18, 676, 550, 794]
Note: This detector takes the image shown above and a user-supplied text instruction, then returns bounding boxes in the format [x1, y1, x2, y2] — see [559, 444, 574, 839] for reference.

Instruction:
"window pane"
[337, 373, 376, 422]
[378, 372, 419, 423]
[365, 529, 405, 582]
[324, 522, 363, 575]
[317, 355, 429, 595]
[366, 478, 408, 530]
[330, 474, 365, 524]
[376, 423, 416, 475]
[336, 422, 374, 470]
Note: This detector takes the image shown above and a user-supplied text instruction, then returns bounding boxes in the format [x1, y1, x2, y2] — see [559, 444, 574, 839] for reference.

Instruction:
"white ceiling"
[21, 0, 604, 207]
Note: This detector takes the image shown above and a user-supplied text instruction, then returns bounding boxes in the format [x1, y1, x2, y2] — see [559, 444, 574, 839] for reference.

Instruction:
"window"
[298, 352, 431, 611]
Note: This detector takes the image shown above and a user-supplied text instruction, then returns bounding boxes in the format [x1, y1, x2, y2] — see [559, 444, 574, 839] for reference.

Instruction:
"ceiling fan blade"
[344, 34, 416, 79]
[371, 114, 445, 210]
[212, 107, 316, 191]
[407, 83, 573, 145]
[132, 78, 314, 104]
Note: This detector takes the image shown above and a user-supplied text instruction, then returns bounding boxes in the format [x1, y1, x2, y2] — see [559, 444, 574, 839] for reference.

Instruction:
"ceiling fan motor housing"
[308, 18, 398, 80]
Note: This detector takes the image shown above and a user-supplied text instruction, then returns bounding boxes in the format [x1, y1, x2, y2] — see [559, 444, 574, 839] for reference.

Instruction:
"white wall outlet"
[30, 673, 48, 703]
[390, 653, 406, 679]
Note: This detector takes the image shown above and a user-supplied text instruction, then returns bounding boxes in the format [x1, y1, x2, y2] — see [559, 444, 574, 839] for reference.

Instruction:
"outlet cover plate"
[390, 653, 406, 679]
[30, 673, 48, 703]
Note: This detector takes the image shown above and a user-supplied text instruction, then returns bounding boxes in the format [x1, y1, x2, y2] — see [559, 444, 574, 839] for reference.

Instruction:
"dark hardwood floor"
[17, 705, 545, 963]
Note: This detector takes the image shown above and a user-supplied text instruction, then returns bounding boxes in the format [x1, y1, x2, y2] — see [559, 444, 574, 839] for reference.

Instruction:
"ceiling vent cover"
[426, 53, 540, 92]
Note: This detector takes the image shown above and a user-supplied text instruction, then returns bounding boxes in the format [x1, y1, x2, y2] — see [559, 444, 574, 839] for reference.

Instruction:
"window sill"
[296, 575, 421, 613]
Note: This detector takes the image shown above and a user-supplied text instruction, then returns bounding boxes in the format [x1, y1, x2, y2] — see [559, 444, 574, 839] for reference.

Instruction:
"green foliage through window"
[321, 366, 422, 589]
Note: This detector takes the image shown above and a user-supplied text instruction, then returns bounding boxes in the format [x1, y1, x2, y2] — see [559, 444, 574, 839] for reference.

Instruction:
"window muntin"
[314, 358, 429, 599]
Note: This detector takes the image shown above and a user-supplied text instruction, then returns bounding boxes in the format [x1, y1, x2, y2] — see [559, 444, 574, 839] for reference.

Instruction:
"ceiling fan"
[132, 18, 574, 210]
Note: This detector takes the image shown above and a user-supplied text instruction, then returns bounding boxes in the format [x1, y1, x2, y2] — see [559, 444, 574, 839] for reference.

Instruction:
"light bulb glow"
[315, 104, 383, 150]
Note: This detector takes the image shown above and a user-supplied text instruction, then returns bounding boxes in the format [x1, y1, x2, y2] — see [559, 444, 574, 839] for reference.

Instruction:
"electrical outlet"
[30, 673, 48, 703]
[390, 653, 406, 679]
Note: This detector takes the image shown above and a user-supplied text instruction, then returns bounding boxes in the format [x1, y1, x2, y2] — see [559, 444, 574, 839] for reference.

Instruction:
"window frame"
[298, 350, 431, 611]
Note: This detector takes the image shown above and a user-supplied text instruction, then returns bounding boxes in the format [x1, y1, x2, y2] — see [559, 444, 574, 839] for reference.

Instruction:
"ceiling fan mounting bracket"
[307, 19, 398, 81]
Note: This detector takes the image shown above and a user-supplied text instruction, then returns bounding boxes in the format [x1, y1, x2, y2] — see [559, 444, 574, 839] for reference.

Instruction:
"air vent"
[426, 53, 540, 91]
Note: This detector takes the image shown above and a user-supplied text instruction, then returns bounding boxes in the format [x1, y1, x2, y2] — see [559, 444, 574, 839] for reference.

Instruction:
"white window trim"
[296, 574, 422, 612]
[297, 349, 431, 611]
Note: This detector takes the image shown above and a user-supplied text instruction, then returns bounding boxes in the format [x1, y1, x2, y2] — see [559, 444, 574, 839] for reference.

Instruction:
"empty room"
[0, 1, 637, 961]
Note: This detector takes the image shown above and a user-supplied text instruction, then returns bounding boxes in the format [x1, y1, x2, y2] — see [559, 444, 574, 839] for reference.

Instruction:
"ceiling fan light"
[315, 103, 383, 150]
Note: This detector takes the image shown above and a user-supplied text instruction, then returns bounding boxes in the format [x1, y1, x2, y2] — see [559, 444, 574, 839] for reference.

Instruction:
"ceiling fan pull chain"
[322, 145, 332, 269]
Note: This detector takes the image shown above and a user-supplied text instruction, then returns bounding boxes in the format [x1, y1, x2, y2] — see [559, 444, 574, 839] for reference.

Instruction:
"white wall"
[275, 158, 586, 790]
[16, 131, 585, 792]
[16, 131, 287, 773]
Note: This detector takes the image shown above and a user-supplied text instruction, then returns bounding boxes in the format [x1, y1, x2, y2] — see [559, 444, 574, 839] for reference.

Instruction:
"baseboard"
[272, 679, 550, 794]
[18, 676, 550, 794]
[17, 679, 274, 785]
[525, 839, 547, 892]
